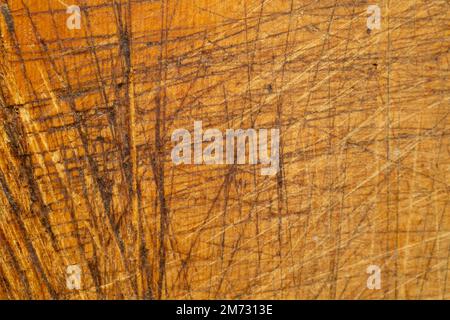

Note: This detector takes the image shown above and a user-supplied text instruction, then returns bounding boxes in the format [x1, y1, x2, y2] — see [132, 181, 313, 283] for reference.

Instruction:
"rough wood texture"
[0, 0, 448, 299]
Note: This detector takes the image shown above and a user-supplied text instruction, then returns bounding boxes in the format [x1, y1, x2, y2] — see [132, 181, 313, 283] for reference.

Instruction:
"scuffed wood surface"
[0, 0, 449, 299]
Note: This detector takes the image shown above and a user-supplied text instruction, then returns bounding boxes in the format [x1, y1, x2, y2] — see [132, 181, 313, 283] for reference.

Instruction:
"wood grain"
[0, 0, 449, 299]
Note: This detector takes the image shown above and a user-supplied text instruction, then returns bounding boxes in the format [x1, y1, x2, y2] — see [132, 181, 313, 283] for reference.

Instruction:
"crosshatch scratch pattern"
[0, 0, 448, 299]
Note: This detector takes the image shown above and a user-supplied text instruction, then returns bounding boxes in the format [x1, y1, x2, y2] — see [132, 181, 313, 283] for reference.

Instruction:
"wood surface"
[0, 0, 449, 299]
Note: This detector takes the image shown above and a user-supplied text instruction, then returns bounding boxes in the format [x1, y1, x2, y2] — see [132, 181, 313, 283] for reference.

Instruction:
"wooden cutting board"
[0, 0, 448, 299]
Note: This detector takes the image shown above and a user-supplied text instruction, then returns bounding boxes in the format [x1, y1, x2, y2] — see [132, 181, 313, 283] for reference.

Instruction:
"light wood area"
[0, 0, 448, 299]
